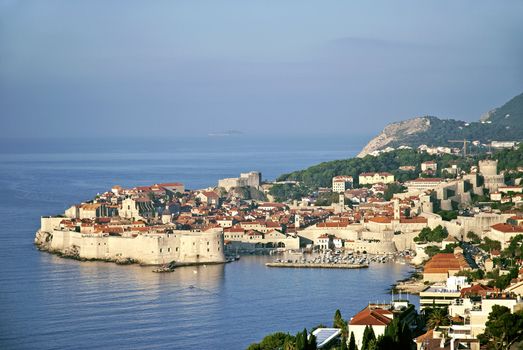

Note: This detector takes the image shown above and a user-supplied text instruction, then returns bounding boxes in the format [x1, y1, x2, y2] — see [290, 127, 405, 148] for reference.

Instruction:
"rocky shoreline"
[389, 265, 426, 295]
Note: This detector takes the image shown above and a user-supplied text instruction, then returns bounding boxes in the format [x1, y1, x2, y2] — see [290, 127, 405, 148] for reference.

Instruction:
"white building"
[421, 161, 438, 172]
[349, 307, 392, 349]
[332, 176, 354, 193]
[449, 293, 523, 337]
[315, 234, 332, 250]
[358, 172, 395, 185]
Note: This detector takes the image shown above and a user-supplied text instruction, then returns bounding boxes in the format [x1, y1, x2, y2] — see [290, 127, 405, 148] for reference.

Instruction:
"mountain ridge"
[357, 92, 523, 157]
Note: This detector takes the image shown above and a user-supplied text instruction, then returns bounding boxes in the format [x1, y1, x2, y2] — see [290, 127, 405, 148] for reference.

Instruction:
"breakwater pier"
[265, 262, 368, 269]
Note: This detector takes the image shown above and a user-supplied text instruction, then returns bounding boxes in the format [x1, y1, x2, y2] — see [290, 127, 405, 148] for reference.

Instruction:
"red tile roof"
[424, 253, 470, 274]
[349, 306, 393, 326]
[491, 223, 523, 233]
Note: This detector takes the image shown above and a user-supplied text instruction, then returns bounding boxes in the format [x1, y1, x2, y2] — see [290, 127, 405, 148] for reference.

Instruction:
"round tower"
[479, 159, 498, 176]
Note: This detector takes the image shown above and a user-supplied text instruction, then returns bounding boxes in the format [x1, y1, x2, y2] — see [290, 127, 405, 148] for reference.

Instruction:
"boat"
[152, 261, 176, 273]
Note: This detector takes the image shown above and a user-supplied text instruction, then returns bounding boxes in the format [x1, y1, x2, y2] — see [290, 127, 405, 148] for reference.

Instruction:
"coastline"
[35, 243, 227, 268]
[389, 264, 426, 295]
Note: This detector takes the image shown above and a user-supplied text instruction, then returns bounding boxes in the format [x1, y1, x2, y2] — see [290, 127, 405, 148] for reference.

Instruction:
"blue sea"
[0, 136, 417, 349]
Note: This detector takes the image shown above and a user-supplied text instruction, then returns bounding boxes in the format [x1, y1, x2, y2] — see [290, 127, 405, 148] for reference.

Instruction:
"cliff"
[357, 117, 432, 157]
[358, 92, 523, 157]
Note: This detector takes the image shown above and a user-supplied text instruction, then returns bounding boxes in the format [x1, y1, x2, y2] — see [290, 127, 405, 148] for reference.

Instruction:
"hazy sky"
[1, 0, 522, 138]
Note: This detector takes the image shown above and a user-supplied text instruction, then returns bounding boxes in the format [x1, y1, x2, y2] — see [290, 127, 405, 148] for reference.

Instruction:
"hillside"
[276, 143, 523, 190]
[357, 92, 523, 157]
[276, 149, 466, 188]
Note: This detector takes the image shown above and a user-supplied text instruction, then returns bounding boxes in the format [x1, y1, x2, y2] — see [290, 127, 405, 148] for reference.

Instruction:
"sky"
[1, 0, 523, 138]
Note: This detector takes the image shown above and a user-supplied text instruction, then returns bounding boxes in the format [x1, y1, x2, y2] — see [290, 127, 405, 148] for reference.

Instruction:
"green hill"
[276, 142, 523, 190]
[358, 92, 523, 157]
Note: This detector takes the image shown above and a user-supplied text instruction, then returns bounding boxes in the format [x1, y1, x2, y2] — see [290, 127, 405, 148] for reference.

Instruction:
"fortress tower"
[479, 159, 504, 192]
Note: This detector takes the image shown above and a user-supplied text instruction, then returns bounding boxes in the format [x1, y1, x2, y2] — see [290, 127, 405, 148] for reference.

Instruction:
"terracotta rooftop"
[491, 223, 523, 233]
[424, 253, 470, 274]
[349, 306, 393, 326]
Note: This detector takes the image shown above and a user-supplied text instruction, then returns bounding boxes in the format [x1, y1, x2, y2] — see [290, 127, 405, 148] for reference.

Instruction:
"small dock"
[265, 262, 369, 269]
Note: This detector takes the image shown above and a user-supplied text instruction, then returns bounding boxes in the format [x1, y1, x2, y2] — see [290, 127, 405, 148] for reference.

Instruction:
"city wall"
[36, 226, 225, 265]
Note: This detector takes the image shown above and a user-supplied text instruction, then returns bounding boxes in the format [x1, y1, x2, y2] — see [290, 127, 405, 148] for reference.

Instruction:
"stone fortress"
[217, 171, 262, 191]
[34, 181, 227, 266]
[35, 217, 225, 265]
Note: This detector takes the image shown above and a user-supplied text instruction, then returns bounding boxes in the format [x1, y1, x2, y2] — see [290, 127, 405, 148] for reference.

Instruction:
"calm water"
[0, 136, 417, 349]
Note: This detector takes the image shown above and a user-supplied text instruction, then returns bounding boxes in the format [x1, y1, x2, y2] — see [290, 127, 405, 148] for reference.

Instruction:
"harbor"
[265, 250, 411, 269]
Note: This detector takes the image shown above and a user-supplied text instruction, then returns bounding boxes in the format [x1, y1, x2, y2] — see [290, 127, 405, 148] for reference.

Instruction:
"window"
[160, 248, 163, 253]
[168, 248, 171, 252]
[207, 248, 209, 252]
[176, 247, 178, 251]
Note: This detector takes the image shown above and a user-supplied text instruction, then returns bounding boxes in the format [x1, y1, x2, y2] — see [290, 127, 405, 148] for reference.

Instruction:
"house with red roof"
[489, 223, 523, 248]
[423, 252, 471, 282]
[196, 191, 220, 207]
[349, 302, 418, 349]
[348, 305, 393, 348]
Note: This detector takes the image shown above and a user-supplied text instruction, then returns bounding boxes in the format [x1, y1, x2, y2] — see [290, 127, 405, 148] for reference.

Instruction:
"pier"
[265, 262, 368, 269]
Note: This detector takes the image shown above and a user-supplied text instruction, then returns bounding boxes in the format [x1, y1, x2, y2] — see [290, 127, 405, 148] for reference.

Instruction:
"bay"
[0, 135, 417, 349]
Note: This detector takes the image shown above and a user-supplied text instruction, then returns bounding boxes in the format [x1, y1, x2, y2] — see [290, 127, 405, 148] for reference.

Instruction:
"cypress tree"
[361, 326, 376, 350]
[348, 332, 357, 350]
[295, 329, 306, 350]
[307, 333, 317, 350]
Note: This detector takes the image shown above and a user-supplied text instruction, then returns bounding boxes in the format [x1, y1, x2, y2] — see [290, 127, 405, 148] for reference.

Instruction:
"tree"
[307, 333, 317, 350]
[466, 231, 481, 244]
[333, 309, 344, 328]
[482, 305, 523, 350]
[414, 225, 448, 243]
[479, 237, 502, 252]
[348, 332, 357, 350]
[503, 234, 523, 259]
[426, 308, 450, 330]
[294, 328, 317, 350]
[361, 326, 376, 350]
[371, 335, 395, 350]
[437, 210, 458, 221]
[295, 329, 306, 350]
[340, 338, 348, 350]
[283, 337, 297, 350]
[384, 183, 406, 201]
[333, 309, 348, 339]
[247, 332, 296, 350]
